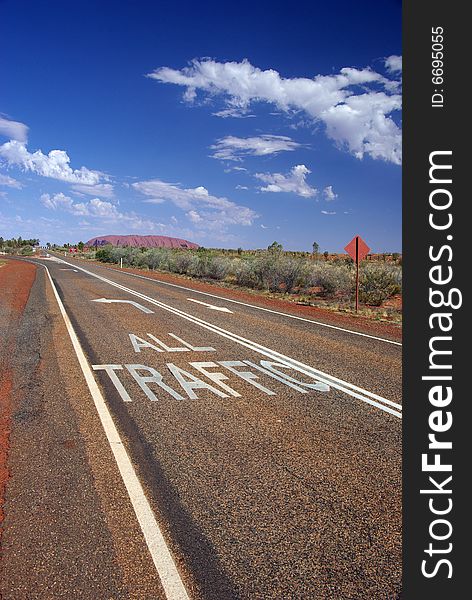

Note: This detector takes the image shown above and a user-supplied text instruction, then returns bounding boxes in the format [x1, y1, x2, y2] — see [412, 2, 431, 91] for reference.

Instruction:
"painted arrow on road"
[92, 298, 154, 314]
[187, 298, 233, 313]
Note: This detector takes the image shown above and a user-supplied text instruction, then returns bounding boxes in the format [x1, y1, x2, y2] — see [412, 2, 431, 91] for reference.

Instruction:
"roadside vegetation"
[79, 242, 402, 318]
[0, 237, 38, 256]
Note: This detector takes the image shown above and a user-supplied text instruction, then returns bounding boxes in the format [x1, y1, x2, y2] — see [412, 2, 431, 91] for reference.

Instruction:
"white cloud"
[255, 164, 317, 198]
[133, 178, 258, 230]
[323, 185, 337, 201]
[186, 209, 204, 223]
[0, 140, 103, 185]
[0, 116, 29, 143]
[40, 192, 157, 231]
[321, 92, 401, 164]
[212, 108, 256, 118]
[41, 192, 75, 211]
[235, 185, 248, 190]
[70, 183, 114, 198]
[385, 55, 402, 74]
[321, 210, 336, 215]
[210, 134, 302, 161]
[0, 173, 23, 188]
[148, 58, 402, 164]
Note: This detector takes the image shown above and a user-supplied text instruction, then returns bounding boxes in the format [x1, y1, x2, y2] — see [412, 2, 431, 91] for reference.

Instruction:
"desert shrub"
[95, 245, 113, 262]
[234, 259, 259, 288]
[359, 263, 402, 305]
[205, 256, 231, 280]
[183, 253, 231, 280]
[145, 249, 164, 270]
[132, 249, 149, 269]
[169, 251, 194, 274]
[277, 257, 309, 292]
[307, 262, 354, 297]
[251, 254, 278, 290]
[235, 255, 305, 293]
[20, 245, 34, 255]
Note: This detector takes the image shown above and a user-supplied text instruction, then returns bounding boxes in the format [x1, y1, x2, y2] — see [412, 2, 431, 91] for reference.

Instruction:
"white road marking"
[101, 264, 401, 347]
[43, 266, 190, 600]
[60, 268, 78, 272]
[187, 298, 233, 313]
[53, 259, 402, 418]
[92, 297, 154, 314]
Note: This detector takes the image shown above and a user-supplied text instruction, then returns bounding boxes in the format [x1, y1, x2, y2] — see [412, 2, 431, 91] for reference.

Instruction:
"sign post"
[344, 235, 370, 313]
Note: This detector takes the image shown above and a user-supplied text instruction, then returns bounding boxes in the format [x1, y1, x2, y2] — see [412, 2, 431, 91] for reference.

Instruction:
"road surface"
[0, 255, 402, 599]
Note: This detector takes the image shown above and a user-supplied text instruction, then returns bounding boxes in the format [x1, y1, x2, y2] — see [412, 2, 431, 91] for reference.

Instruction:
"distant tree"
[0, 237, 4, 249]
[312, 241, 319, 255]
[268, 241, 283, 254]
[77, 241, 84, 251]
[323, 251, 329, 260]
[46, 242, 51, 249]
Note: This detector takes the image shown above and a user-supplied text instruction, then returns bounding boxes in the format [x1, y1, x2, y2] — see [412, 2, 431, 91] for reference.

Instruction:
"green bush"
[95, 245, 113, 262]
[307, 262, 354, 297]
[359, 263, 402, 306]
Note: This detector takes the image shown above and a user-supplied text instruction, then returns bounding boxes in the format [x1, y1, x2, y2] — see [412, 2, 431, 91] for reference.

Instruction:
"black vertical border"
[404, 2, 466, 597]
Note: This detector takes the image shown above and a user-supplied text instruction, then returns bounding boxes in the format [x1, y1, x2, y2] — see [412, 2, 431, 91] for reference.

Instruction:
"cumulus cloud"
[40, 192, 156, 231]
[0, 116, 29, 143]
[0, 173, 23, 188]
[0, 140, 103, 185]
[385, 55, 402, 74]
[210, 134, 302, 161]
[133, 178, 258, 230]
[323, 185, 337, 201]
[41, 192, 75, 211]
[255, 164, 317, 198]
[148, 58, 402, 164]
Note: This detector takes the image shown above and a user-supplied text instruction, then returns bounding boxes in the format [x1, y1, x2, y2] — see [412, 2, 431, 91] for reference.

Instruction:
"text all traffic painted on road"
[92, 332, 330, 402]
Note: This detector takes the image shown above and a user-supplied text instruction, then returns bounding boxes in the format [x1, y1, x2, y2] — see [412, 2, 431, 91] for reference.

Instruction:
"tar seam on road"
[53, 258, 402, 418]
[104, 264, 402, 346]
[43, 264, 191, 600]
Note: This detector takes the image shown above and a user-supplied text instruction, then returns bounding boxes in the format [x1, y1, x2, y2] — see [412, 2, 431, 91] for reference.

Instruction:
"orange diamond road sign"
[344, 235, 370, 263]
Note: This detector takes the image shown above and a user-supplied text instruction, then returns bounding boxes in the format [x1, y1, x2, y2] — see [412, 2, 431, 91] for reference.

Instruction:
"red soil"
[0, 259, 37, 534]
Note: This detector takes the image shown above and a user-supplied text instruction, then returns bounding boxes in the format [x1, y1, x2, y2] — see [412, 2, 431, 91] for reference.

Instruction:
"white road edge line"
[44, 265, 190, 600]
[102, 264, 402, 347]
[54, 258, 402, 419]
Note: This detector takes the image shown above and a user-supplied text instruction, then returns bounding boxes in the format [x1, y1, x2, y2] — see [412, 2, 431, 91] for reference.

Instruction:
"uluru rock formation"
[85, 234, 199, 249]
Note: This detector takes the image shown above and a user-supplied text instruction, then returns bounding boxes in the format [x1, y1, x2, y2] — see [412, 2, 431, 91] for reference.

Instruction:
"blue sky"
[0, 0, 402, 251]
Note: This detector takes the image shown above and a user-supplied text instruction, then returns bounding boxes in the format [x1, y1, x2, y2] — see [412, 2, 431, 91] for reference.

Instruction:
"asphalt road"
[1, 255, 402, 599]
